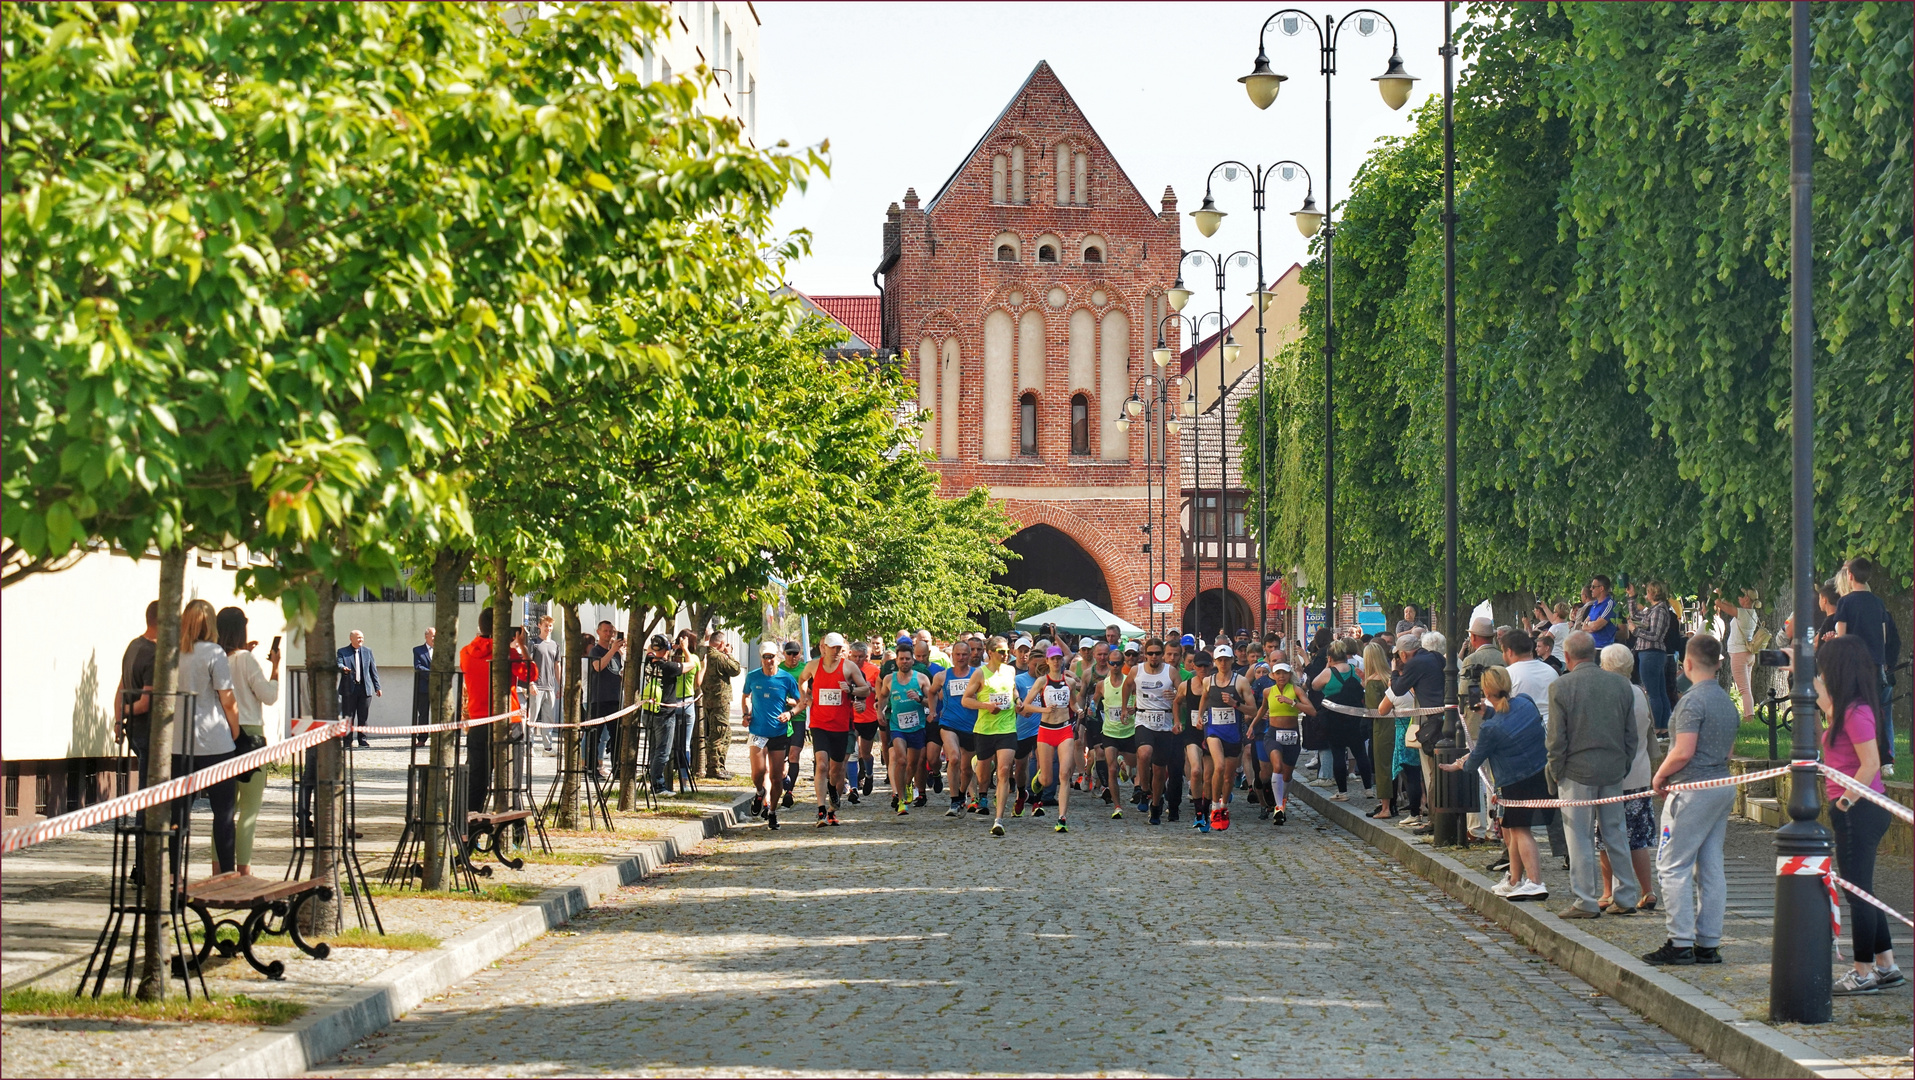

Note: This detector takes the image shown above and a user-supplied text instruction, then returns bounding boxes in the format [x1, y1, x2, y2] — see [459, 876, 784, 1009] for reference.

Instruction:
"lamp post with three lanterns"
[1118, 365, 1197, 637]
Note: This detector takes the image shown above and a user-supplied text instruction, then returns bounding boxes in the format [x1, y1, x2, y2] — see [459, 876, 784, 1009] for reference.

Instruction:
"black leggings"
[1328, 718, 1374, 793]
[1832, 801, 1895, 962]
[172, 751, 238, 875]
[1396, 766, 1425, 817]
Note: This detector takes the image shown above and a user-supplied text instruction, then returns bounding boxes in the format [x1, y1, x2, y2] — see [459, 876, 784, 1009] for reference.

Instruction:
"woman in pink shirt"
[1817, 635, 1902, 995]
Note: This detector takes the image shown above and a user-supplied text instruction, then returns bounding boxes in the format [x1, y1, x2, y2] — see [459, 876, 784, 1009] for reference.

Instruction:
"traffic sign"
[1152, 601, 1174, 614]
[1151, 581, 1173, 604]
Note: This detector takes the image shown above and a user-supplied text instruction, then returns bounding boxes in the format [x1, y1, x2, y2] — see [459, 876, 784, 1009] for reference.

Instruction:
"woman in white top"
[1597, 644, 1657, 912]
[219, 607, 280, 875]
[176, 599, 242, 875]
[1715, 588, 1760, 721]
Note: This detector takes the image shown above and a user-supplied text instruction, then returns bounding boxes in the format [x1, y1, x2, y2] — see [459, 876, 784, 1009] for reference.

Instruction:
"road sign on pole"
[1151, 581, 1173, 604]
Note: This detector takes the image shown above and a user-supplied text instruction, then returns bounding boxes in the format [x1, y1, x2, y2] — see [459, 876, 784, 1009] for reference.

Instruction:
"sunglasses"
[990, 647, 1008, 655]
[1145, 649, 1163, 657]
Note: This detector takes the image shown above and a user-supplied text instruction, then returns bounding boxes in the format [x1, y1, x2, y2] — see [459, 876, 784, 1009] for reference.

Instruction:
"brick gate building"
[874, 61, 1195, 630]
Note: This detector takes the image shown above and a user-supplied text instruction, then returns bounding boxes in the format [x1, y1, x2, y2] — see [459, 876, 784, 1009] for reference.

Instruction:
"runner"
[797, 632, 870, 827]
[1021, 645, 1079, 833]
[777, 641, 808, 808]
[1124, 637, 1178, 826]
[1175, 648, 1207, 825]
[877, 641, 931, 815]
[742, 642, 800, 831]
[930, 640, 977, 816]
[1200, 645, 1251, 832]
[1012, 640, 1041, 816]
[1244, 660, 1277, 818]
[848, 640, 883, 803]
[1089, 650, 1134, 817]
[1262, 661, 1317, 826]
[962, 635, 1020, 837]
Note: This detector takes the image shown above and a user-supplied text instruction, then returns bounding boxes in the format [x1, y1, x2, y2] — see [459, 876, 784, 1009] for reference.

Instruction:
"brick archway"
[997, 524, 1111, 610]
[993, 499, 1140, 622]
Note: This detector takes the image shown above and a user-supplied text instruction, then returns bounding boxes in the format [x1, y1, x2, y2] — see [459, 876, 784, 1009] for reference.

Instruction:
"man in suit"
[1546, 629, 1641, 918]
[338, 629, 382, 748]
[412, 627, 436, 747]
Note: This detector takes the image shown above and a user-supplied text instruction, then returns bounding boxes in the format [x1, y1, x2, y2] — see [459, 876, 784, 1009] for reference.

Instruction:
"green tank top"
[1100, 674, 1134, 738]
[973, 664, 1018, 735]
[889, 671, 925, 731]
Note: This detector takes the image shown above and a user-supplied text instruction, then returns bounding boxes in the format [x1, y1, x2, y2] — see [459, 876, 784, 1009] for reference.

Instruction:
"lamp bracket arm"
[1256, 8, 1326, 62]
[1330, 9, 1403, 61]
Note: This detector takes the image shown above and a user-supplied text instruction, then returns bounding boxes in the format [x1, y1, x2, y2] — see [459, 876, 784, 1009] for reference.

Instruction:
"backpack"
[1325, 666, 1365, 708]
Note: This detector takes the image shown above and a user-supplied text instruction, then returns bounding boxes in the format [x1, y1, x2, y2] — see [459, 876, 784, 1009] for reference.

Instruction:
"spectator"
[1377, 633, 1435, 829]
[117, 601, 160, 786]
[1833, 556, 1901, 768]
[1393, 629, 1446, 752]
[218, 606, 278, 877]
[1628, 582, 1675, 733]
[1546, 603, 1572, 659]
[1395, 606, 1419, 637]
[1815, 581, 1840, 641]
[1502, 627, 1567, 869]
[1546, 630, 1640, 918]
[528, 616, 561, 756]
[1310, 640, 1372, 800]
[585, 621, 626, 777]
[1440, 666, 1548, 901]
[1535, 630, 1563, 674]
[1816, 635, 1904, 993]
[1643, 634, 1739, 964]
[506, 624, 535, 794]
[673, 630, 703, 783]
[412, 627, 436, 747]
[1360, 641, 1396, 819]
[697, 630, 742, 780]
[176, 599, 241, 874]
[639, 634, 687, 794]
[1597, 643, 1658, 914]
[1460, 617, 1505, 838]
[460, 608, 496, 812]
[337, 629, 380, 749]
[1582, 575, 1620, 649]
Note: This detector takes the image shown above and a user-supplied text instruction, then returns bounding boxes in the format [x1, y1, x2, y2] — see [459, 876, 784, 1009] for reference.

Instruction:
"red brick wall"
[882, 62, 1183, 629]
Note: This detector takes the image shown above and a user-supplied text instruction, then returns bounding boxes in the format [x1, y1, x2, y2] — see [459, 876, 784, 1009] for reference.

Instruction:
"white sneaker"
[1491, 877, 1520, 897]
[1513, 879, 1550, 902]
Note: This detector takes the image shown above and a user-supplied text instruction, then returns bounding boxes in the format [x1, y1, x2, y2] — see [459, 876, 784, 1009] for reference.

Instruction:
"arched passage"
[995, 524, 1111, 611]
[1181, 589, 1252, 645]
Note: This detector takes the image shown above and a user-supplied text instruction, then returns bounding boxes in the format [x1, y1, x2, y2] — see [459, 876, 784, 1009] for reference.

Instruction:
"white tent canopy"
[1013, 599, 1145, 639]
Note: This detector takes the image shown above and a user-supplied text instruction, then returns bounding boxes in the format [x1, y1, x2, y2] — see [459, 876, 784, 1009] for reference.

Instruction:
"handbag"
[1402, 720, 1421, 749]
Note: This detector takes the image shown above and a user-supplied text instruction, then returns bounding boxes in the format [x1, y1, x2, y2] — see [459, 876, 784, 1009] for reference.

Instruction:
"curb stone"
[171, 791, 756, 1079]
[1292, 782, 1867, 1080]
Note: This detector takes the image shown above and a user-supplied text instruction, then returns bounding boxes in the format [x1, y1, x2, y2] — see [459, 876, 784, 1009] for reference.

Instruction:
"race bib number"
[1044, 686, 1072, 708]
[1208, 708, 1236, 727]
[1272, 728, 1300, 744]
[989, 692, 1014, 710]
[1138, 709, 1172, 731]
[817, 688, 844, 707]
[895, 709, 923, 731]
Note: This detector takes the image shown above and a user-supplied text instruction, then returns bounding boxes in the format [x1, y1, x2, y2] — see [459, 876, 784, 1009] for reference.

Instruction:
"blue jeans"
[1639, 649, 1672, 732]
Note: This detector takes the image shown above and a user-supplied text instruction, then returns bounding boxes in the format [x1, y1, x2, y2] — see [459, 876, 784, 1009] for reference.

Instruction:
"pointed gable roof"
[925, 60, 1153, 217]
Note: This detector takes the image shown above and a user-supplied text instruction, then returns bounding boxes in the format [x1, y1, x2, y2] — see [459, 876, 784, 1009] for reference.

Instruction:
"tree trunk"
[616, 605, 644, 810]
[558, 602, 583, 830]
[135, 544, 187, 1000]
[423, 547, 470, 890]
[304, 581, 341, 935]
[490, 556, 512, 813]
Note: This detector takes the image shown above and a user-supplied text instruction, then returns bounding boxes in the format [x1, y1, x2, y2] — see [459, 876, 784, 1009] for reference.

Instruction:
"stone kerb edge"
[1290, 783, 1867, 1080]
[174, 791, 755, 1079]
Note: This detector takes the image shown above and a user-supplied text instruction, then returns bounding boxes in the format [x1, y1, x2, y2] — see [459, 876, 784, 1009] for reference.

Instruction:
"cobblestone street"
[316, 792, 1730, 1077]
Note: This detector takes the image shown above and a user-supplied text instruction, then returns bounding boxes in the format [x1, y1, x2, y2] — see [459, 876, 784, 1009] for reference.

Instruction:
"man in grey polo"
[529, 615, 562, 755]
[1546, 630, 1641, 917]
[1643, 634, 1740, 965]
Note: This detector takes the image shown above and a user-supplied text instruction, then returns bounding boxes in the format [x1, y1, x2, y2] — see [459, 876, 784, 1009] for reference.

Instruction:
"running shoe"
[1274, 808, 1287, 826]
[781, 790, 794, 809]
[1149, 804, 1163, 826]
[1192, 815, 1209, 832]
[1510, 880, 1548, 902]
[891, 795, 900, 811]
[751, 794, 765, 818]
[847, 789, 860, 806]
[1101, 787, 1114, 804]
[1012, 795, 1027, 818]
[1641, 940, 1695, 966]
[1491, 878, 1520, 897]
[898, 802, 909, 816]
[1832, 968, 1881, 995]
[1692, 946, 1721, 965]
[862, 771, 875, 796]
[1032, 804, 1045, 818]
[932, 774, 944, 794]
[826, 810, 840, 827]
[947, 799, 962, 817]
[1258, 804, 1270, 820]
[1110, 807, 1124, 820]
[1055, 818, 1069, 833]
[913, 790, 927, 807]
[1872, 965, 1906, 989]
[816, 805, 828, 827]
[1216, 807, 1230, 832]
[767, 811, 780, 830]
[990, 820, 1006, 837]
[1166, 804, 1181, 823]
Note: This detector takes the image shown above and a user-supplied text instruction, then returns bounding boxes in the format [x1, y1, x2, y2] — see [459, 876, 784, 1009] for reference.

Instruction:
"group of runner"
[738, 627, 1317, 838]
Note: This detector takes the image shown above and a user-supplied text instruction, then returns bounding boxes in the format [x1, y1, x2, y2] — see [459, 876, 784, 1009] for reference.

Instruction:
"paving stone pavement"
[314, 793, 1734, 1078]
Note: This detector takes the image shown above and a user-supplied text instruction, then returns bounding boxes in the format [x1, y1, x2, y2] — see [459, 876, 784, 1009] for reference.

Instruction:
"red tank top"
[809, 659, 854, 730]
[852, 661, 880, 723]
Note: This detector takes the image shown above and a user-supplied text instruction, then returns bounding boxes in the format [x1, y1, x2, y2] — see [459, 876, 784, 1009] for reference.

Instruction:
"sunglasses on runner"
[1145, 649, 1163, 657]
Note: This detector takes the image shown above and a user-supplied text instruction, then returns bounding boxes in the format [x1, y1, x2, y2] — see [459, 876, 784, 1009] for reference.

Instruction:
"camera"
[1756, 649, 1791, 668]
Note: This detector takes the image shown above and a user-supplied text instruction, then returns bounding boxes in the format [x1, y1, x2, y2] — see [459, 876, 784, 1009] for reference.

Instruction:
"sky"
[757, 2, 1459, 304]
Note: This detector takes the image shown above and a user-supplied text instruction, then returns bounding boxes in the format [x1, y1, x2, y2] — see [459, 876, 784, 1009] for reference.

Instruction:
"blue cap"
[1180, 634, 1196, 647]
[896, 635, 915, 649]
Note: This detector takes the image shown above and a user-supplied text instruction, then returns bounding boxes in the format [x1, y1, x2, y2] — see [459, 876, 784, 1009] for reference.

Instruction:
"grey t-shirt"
[530, 636, 561, 692]
[1666, 680, 1738, 784]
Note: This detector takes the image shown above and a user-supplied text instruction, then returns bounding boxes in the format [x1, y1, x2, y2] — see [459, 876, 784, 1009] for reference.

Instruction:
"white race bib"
[1138, 709, 1173, 731]
[817, 688, 844, 707]
[1044, 686, 1072, 708]
[895, 709, 923, 731]
[1208, 708, 1237, 727]
[1272, 728, 1300, 744]
[989, 692, 1014, 710]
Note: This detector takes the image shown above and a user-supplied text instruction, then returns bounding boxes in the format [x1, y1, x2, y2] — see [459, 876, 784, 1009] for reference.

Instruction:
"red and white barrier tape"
[1497, 765, 1793, 809]
[1830, 871, 1915, 930]
[352, 707, 520, 736]
[1777, 855, 1844, 941]
[524, 701, 640, 729]
[1321, 700, 1456, 719]
[1818, 765, 1914, 824]
[0, 722, 350, 855]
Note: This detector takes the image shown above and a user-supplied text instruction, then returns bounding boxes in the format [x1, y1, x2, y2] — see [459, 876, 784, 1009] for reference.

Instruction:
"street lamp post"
[1770, 0, 1831, 1024]
[1242, 7, 1416, 642]
[1174, 250, 1253, 644]
[1151, 307, 1215, 637]
[1189, 159, 1318, 643]
[1121, 367, 1195, 637]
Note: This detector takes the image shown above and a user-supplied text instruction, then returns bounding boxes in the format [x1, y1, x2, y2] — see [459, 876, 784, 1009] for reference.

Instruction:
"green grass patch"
[1732, 714, 1912, 765]
[187, 925, 439, 951]
[363, 882, 543, 904]
[515, 849, 608, 866]
[1, 987, 305, 1025]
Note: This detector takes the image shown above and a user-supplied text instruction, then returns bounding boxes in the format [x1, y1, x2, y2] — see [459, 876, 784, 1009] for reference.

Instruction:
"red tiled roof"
[808, 295, 881, 349]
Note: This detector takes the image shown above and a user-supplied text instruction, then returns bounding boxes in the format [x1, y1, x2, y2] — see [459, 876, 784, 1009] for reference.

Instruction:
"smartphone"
[270, 635, 282, 655]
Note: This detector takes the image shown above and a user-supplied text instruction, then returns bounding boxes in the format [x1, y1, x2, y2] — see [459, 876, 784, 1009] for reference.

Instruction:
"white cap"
[760, 641, 779, 656]
[1273, 662, 1293, 673]
[821, 632, 846, 648]
[1214, 644, 1235, 659]
[1015, 636, 1033, 648]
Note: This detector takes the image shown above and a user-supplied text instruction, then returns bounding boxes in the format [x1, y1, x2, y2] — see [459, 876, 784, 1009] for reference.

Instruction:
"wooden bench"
[175, 872, 331, 980]
[465, 809, 534, 872]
